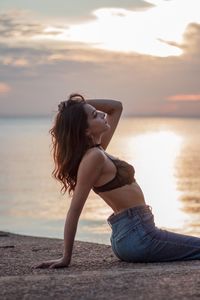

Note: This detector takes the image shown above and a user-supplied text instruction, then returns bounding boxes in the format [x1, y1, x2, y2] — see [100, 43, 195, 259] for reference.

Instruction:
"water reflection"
[83, 129, 190, 237]
[1, 117, 200, 243]
[176, 136, 200, 235]
[121, 130, 190, 231]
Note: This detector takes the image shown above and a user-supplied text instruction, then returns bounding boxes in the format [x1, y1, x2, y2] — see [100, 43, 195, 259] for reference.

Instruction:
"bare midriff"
[98, 182, 146, 214]
[91, 147, 146, 214]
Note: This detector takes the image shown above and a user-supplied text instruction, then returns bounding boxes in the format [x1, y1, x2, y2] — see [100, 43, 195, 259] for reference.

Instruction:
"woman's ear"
[85, 128, 91, 137]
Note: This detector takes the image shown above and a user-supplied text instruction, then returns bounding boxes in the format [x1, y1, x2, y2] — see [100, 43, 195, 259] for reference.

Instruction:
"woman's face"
[84, 104, 110, 137]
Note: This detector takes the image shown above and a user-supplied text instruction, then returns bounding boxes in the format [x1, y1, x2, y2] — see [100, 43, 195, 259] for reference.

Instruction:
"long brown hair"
[49, 93, 92, 196]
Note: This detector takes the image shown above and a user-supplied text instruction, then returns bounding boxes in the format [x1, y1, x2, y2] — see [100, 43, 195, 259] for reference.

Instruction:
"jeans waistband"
[107, 204, 152, 226]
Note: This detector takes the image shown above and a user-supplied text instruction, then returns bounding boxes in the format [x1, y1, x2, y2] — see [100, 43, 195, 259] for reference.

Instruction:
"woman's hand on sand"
[33, 256, 70, 269]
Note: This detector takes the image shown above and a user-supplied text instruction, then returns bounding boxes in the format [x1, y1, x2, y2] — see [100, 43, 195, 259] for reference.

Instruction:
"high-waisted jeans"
[107, 204, 200, 262]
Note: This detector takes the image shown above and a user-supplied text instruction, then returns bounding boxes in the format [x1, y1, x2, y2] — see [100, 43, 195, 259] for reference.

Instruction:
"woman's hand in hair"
[33, 256, 70, 269]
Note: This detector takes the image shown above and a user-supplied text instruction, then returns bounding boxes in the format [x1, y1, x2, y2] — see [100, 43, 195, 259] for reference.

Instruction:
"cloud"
[2, 57, 30, 67]
[0, 4, 200, 117]
[0, 41, 54, 69]
[0, 10, 44, 39]
[0, 82, 11, 95]
[47, 6, 183, 57]
[167, 94, 200, 102]
[0, 11, 52, 67]
[0, 4, 188, 59]
[180, 23, 200, 58]
[29, 0, 199, 58]
[0, 49, 200, 117]
[1, 4, 200, 63]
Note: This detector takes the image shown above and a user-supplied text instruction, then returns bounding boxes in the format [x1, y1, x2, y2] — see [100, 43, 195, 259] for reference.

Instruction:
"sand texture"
[1, 231, 200, 299]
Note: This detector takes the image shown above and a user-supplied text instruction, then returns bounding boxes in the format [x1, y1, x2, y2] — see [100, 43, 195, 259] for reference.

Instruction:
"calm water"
[0, 116, 200, 245]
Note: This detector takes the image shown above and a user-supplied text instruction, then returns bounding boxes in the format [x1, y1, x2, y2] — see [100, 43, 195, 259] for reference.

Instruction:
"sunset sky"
[0, 0, 200, 117]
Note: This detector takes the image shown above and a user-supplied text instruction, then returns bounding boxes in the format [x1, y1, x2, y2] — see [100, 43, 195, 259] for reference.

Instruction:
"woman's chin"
[105, 123, 111, 130]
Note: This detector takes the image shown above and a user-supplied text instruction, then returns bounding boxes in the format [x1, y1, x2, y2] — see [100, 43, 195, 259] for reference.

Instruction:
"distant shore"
[1, 230, 200, 300]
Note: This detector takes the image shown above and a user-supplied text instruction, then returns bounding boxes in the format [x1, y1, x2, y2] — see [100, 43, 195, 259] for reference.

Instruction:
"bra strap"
[90, 143, 101, 148]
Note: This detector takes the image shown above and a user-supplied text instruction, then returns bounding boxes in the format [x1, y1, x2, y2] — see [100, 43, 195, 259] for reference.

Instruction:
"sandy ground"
[1, 231, 200, 300]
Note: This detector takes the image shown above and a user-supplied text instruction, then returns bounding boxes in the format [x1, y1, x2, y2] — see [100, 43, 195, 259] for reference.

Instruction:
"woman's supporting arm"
[62, 150, 105, 263]
[34, 149, 105, 269]
[62, 208, 80, 261]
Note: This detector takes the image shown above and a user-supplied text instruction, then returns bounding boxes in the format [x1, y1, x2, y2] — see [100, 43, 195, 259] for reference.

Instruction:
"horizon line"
[0, 114, 200, 119]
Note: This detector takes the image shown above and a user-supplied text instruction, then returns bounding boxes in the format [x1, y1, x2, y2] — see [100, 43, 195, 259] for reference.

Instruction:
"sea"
[0, 116, 200, 245]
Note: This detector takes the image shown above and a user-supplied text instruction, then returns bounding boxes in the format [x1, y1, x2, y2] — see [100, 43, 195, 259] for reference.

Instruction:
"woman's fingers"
[49, 262, 67, 269]
[49, 263, 58, 269]
[32, 258, 69, 269]
[34, 261, 54, 269]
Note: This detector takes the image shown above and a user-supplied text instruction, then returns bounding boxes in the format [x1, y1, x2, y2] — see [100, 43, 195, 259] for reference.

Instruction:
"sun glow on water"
[127, 130, 189, 229]
[1, 118, 200, 244]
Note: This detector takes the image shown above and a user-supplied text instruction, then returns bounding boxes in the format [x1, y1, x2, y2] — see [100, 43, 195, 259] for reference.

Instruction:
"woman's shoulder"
[72, 147, 105, 190]
[80, 146, 105, 167]
[83, 146, 105, 161]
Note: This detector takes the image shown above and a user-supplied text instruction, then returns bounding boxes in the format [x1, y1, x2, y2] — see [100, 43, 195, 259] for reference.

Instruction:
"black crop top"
[91, 144, 136, 194]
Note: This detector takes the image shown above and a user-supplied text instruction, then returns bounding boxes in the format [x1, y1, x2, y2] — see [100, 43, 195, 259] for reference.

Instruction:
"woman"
[35, 93, 200, 269]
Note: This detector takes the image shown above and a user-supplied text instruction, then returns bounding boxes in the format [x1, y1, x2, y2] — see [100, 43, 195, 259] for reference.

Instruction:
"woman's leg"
[109, 206, 200, 263]
[145, 227, 200, 262]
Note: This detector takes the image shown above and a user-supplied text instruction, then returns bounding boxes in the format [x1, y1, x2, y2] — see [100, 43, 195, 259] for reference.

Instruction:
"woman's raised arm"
[86, 99, 123, 150]
[86, 98, 122, 114]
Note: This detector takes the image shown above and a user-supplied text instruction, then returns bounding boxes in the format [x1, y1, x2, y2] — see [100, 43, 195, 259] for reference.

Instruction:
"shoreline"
[1, 230, 200, 299]
[0, 229, 111, 246]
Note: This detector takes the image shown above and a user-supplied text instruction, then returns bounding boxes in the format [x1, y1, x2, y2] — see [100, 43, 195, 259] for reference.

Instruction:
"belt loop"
[107, 220, 111, 227]
[127, 208, 132, 218]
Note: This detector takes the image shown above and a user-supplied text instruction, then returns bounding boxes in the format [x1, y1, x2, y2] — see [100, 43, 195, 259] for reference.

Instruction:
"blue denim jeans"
[107, 204, 200, 262]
